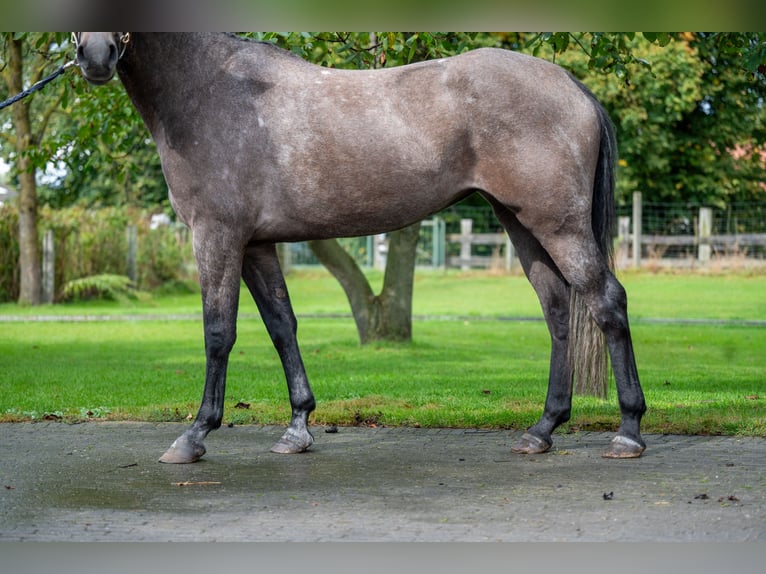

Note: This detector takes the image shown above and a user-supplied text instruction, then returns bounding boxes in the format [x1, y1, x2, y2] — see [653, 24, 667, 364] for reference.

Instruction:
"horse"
[74, 32, 647, 463]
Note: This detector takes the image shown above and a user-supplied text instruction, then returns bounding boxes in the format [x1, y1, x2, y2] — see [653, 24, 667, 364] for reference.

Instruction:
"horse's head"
[74, 33, 130, 85]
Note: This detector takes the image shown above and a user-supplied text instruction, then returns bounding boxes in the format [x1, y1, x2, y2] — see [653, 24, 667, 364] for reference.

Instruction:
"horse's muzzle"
[75, 32, 119, 85]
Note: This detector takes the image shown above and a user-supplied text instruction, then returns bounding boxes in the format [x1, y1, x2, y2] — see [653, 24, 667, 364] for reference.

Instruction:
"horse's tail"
[568, 77, 617, 398]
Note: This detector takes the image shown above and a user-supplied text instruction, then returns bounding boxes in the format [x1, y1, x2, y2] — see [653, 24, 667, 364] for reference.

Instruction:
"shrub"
[0, 205, 19, 302]
[0, 205, 194, 303]
[60, 274, 136, 302]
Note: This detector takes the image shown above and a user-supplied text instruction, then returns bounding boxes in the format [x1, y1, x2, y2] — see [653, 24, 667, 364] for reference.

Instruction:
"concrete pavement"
[1, 422, 764, 541]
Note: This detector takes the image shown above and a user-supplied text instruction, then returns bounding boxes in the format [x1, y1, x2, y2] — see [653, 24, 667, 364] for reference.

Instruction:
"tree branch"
[307, 238, 376, 341]
[0, 130, 15, 147]
[31, 86, 66, 146]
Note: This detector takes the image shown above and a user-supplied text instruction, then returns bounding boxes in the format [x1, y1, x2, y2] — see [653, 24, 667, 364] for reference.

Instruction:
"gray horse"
[75, 33, 646, 463]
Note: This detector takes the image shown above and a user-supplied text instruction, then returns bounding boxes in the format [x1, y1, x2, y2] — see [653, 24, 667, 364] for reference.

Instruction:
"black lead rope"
[0, 59, 76, 111]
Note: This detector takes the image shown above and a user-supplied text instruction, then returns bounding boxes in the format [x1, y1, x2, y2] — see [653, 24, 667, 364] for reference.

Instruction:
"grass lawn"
[1, 269, 764, 436]
[2, 267, 765, 322]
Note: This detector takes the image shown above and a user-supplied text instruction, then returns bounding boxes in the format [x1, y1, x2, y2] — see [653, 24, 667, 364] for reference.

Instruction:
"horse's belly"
[257, 179, 462, 242]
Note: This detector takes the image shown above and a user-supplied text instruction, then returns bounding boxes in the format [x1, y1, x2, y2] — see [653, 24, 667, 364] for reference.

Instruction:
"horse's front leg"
[242, 243, 316, 454]
[492, 206, 573, 454]
[159, 227, 244, 463]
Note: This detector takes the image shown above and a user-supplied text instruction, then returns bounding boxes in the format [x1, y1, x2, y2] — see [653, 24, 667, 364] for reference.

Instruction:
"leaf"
[551, 32, 570, 53]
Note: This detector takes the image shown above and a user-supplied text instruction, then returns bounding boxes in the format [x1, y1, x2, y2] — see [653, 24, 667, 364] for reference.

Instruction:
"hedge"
[0, 204, 194, 303]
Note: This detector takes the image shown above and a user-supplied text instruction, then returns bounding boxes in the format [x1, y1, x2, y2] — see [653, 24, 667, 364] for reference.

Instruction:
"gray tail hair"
[567, 76, 617, 399]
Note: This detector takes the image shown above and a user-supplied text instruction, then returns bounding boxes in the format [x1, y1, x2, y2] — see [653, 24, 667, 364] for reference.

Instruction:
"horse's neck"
[117, 33, 218, 134]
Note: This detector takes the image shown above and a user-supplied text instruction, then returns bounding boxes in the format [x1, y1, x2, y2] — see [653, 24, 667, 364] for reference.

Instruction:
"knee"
[205, 323, 236, 358]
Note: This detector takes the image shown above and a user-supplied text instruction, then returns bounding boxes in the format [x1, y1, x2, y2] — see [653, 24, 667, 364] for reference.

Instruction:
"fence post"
[504, 234, 516, 271]
[365, 235, 374, 268]
[632, 191, 642, 268]
[698, 207, 712, 263]
[617, 216, 631, 268]
[42, 230, 54, 304]
[431, 216, 446, 269]
[278, 242, 292, 274]
[459, 218, 472, 271]
[373, 233, 387, 270]
[126, 225, 138, 283]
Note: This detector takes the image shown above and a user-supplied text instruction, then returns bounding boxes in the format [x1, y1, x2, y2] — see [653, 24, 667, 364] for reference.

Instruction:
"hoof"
[270, 427, 314, 454]
[511, 432, 552, 454]
[159, 436, 206, 464]
[602, 435, 645, 459]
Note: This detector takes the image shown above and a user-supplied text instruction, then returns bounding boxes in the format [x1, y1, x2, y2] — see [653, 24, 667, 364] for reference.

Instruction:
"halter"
[71, 32, 132, 60]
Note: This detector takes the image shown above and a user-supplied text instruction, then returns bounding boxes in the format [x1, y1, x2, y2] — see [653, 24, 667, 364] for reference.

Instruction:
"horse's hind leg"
[493, 207, 574, 454]
[241, 243, 315, 454]
[540, 234, 647, 458]
[585, 268, 647, 457]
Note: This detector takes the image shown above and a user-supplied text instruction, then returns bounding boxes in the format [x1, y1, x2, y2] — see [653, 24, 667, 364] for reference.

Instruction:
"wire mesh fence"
[617, 199, 766, 262]
[286, 198, 766, 270]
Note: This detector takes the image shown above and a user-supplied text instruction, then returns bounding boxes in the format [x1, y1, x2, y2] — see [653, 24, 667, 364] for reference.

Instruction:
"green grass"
[1, 269, 764, 436]
[3, 267, 763, 321]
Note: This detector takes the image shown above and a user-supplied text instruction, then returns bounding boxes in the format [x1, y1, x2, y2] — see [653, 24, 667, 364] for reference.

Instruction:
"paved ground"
[1, 422, 764, 541]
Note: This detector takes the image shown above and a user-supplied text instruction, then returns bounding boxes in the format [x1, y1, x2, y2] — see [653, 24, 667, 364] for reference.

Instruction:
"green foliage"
[48, 77, 167, 208]
[137, 223, 189, 290]
[0, 205, 19, 301]
[531, 32, 765, 80]
[1, 32, 167, 209]
[0, 33, 73, 170]
[42, 205, 129, 286]
[249, 32, 488, 70]
[554, 34, 766, 207]
[529, 32, 655, 79]
[61, 273, 135, 302]
[0, 205, 194, 302]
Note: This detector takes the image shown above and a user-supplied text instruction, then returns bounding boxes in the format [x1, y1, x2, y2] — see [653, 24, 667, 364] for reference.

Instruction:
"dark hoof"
[602, 435, 645, 459]
[270, 427, 314, 454]
[159, 436, 206, 464]
[511, 432, 552, 454]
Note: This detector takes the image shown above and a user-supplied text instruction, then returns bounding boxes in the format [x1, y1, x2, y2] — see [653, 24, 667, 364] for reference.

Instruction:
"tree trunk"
[8, 37, 42, 305]
[308, 222, 421, 344]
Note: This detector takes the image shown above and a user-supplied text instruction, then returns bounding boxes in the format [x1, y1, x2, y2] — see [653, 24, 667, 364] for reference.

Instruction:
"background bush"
[0, 205, 20, 302]
[0, 205, 194, 303]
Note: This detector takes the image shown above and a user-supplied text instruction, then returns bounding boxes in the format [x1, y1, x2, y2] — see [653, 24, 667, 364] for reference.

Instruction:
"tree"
[1, 33, 168, 305]
[0, 32, 71, 305]
[309, 223, 421, 343]
[550, 33, 765, 209]
[48, 79, 165, 209]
